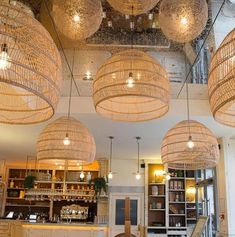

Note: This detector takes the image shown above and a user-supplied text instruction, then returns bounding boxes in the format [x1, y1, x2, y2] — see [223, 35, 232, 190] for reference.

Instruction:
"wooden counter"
[0, 220, 108, 237]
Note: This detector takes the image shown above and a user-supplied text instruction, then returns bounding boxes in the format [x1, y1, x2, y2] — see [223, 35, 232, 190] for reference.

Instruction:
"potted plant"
[24, 174, 36, 189]
[89, 177, 107, 197]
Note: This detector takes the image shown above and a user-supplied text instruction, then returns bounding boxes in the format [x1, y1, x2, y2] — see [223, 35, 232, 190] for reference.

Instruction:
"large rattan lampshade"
[158, 0, 208, 43]
[37, 117, 96, 165]
[0, 2, 62, 124]
[208, 28, 235, 127]
[93, 49, 170, 122]
[51, 0, 103, 41]
[107, 0, 159, 15]
[161, 120, 219, 170]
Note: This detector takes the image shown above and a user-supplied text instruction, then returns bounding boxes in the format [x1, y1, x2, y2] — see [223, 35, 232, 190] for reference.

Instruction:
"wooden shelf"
[169, 177, 185, 180]
[169, 214, 185, 216]
[149, 183, 165, 185]
[7, 187, 25, 190]
[147, 226, 166, 229]
[149, 195, 165, 197]
[169, 202, 185, 204]
[169, 189, 185, 192]
[149, 209, 166, 211]
[5, 204, 50, 207]
[8, 178, 25, 181]
[35, 180, 89, 184]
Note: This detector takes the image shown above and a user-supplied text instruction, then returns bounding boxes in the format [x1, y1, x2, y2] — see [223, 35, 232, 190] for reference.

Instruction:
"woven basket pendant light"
[37, 116, 96, 165]
[0, 1, 62, 124]
[208, 28, 235, 127]
[158, 0, 208, 43]
[107, 0, 159, 15]
[161, 120, 219, 170]
[51, 0, 103, 41]
[93, 49, 170, 122]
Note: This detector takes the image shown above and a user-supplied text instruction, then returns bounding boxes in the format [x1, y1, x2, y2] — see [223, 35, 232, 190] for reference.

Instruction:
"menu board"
[191, 216, 208, 237]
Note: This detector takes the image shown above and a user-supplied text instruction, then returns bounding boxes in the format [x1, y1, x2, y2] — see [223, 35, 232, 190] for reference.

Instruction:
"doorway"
[196, 169, 218, 237]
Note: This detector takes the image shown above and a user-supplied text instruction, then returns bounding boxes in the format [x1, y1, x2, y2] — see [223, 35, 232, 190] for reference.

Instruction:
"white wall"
[218, 137, 235, 236]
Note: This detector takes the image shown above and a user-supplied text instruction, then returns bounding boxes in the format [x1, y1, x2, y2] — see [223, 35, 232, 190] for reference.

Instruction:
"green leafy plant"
[24, 175, 36, 189]
[89, 177, 107, 197]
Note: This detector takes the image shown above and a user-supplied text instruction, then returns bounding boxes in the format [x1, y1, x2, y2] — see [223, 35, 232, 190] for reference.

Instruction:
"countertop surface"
[0, 219, 108, 227]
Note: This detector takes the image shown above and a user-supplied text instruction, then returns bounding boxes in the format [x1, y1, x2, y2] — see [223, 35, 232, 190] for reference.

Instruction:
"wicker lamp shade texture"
[208, 28, 235, 127]
[107, 0, 159, 15]
[161, 120, 219, 170]
[51, 0, 103, 41]
[93, 49, 170, 122]
[0, 2, 62, 124]
[158, 0, 208, 43]
[37, 117, 96, 165]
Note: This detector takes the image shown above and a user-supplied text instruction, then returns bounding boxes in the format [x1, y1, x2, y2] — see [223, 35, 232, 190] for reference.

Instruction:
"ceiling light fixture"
[107, 0, 159, 15]
[0, 43, 11, 70]
[93, 6, 170, 122]
[51, 0, 103, 40]
[208, 28, 235, 127]
[0, 2, 62, 124]
[108, 136, 114, 179]
[37, 50, 96, 166]
[158, 0, 208, 43]
[135, 137, 141, 180]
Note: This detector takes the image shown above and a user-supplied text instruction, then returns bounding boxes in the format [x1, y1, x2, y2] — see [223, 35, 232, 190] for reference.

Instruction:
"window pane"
[115, 199, 138, 225]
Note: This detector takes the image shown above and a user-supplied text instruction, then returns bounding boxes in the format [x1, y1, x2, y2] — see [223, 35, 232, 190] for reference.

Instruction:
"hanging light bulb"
[0, 43, 11, 70]
[136, 171, 141, 180]
[63, 133, 70, 146]
[108, 171, 113, 179]
[80, 171, 85, 179]
[135, 137, 141, 180]
[187, 135, 194, 149]
[108, 136, 114, 179]
[165, 173, 171, 181]
[126, 72, 134, 88]
[180, 17, 188, 26]
[73, 14, 80, 23]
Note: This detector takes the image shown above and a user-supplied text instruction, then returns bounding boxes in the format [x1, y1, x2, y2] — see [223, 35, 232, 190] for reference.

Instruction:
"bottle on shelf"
[10, 179, 14, 188]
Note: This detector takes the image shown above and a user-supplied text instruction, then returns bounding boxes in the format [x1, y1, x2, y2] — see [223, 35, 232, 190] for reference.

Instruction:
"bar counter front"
[0, 220, 108, 237]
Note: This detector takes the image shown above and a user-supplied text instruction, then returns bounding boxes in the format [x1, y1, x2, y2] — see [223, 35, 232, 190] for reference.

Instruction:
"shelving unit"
[4, 166, 100, 220]
[145, 163, 197, 237]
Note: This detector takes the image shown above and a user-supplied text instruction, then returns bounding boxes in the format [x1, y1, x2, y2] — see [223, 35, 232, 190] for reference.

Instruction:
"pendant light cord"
[108, 136, 114, 172]
[43, 0, 81, 96]
[136, 137, 141, 172]
[176, 0, 226, 98]
[67, 48, 75, 120]
[184, 52, 191, 136]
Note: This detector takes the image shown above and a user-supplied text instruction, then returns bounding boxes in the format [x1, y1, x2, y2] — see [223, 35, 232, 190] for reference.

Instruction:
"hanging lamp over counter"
[208, 28, 235, 127]
[107, 0, 159, 15]
[93, 49, 170, 122]
[0, 1, 62, 124]
[37, 116, 96, 165]
[51, 0, 103, 40]
[161, 120, 219, 170]
[158, 0, 208, 43]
